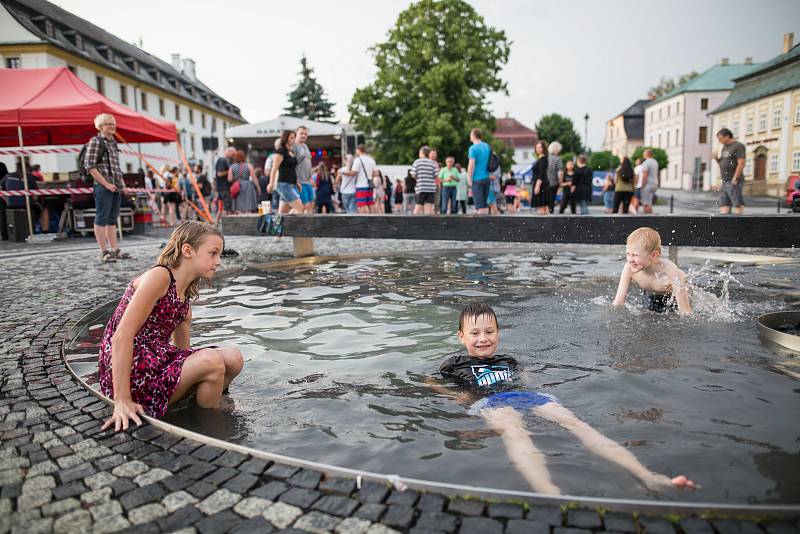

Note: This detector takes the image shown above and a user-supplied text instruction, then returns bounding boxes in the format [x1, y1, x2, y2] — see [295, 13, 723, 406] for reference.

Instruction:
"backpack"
[487, 151, 501, 173]
[77, 135, 107, 185]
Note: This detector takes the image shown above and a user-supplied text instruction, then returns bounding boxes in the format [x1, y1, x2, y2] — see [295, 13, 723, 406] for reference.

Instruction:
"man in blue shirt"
[467, 128, 491, 215]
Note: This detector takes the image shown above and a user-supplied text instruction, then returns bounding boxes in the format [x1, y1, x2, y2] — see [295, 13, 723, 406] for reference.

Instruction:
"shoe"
[113, 248, 131, 259]
[101, 250, 116, 263]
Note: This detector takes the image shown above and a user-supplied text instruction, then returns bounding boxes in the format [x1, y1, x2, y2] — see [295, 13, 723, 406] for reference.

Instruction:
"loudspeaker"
[202, 137, 219, 151]
[6, 209, 28, 242]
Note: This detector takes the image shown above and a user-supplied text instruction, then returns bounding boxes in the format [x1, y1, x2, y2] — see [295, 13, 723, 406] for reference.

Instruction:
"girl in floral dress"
[99, 221, 244, 432]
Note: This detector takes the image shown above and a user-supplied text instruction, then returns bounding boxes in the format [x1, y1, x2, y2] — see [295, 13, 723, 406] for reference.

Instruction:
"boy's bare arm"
[424, 376, 473, 405]
[612, 263, 632, 307]
[673, 269, 692, 315]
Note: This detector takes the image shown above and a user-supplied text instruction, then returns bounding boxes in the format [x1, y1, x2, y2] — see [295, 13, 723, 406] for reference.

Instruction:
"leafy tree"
[348, 0, 511, 165]
[631, 146, 669, 170]
[588, 151, 620, 171]
[535, 114, 584, 155]
[648, 71, 699, 99]
[560, 152, 576, 165]
[284, 55, 336, 122]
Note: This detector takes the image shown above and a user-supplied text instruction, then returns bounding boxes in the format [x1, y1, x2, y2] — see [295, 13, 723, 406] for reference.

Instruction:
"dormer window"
[74, 34, 83, 50]
[44, 19, 54, 37]
[123, 57, 138, 73]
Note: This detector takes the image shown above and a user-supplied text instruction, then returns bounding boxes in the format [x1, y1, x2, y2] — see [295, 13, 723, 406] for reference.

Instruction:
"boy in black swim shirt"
[427, 303, 694, 495]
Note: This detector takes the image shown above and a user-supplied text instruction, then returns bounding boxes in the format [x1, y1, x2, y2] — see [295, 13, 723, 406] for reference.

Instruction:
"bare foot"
[642, 473, 696, 492]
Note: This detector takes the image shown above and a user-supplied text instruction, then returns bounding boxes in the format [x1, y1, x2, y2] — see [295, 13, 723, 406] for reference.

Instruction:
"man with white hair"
[215, 146, 236, 220]
[85, 113, 129, 263]
[546, 141, 563, 213]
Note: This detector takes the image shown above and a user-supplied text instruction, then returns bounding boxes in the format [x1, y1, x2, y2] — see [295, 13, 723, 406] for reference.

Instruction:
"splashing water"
[684, 262, 748, 322]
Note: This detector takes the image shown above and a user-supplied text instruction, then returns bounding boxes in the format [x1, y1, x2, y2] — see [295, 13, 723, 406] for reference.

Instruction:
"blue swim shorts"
[468, 391, 557, 415]
[299, 183, 315, 204]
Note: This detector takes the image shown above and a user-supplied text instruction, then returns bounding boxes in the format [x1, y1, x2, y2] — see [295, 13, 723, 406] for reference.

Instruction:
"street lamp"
[583, 113, 589, 153]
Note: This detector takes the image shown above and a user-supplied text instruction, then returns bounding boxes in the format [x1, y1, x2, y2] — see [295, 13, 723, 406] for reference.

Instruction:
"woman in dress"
[532, 141, 550, 215]
[229, 150, 259, 213]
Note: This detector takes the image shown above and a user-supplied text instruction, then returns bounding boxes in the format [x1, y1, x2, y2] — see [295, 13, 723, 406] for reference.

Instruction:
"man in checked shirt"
[85, 113, 131, 263]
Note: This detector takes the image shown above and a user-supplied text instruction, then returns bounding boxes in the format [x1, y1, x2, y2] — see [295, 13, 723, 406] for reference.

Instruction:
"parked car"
[786, 175, 800, 212]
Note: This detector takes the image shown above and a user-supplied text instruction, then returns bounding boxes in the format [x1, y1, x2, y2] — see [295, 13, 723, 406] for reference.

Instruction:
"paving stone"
[385, 490, 418, 507]
[152, 433, 183, 450]
[171, 439, 203, 456]
[447, 498, 484, 517]
[354, 504, 386, 522]
[157, 506, 203, 532]
[27, 460, 58, 477]
[320, 477, 357, 496]
[56, 454, 84, 470]
[119, 484, 166, 512]
[366, 526, 401, 534]
[381, 505, 415, 529]
[605, 512, 638, 532]
[52, 480, 88, 500]
[312, 495, 361, 517]
[161, 474, 194, 493]
[0, 469, 23, 488]
[221, 472, 258, 494]
[238, 458, 269, 476]
[416, 493, 445, 512]
[279, 487, 321, 509]
[133, 468, 171, 487]
[111, 461, 148, 478]
[567, 509, 602, 529]
[639, 515, 677, 534]
[108, 477, 137, 497]
[711, 520, 764, 534]
[335, 517, 372, 534]
[294, 511, 341, 534]
[191, 445, 225, 463]
[181, 462, 218, 480]
[415, 511, 458, 533]
[58, 462, 96, 484]
[251, 481, 288, 501]
[17, 489, 53, 511]
[203, 466, 238, 487]
[161, 455, 198, 473]
[287, 469, 322, 489]
[47, 446, 73, 460]
[94, 454, 126, 472]
[506, 519, 550, 534]
[11, 517, 53, 534]
[140, 450, 177, 469]
[486, 502, 523, 519]
[80, 486, 113, 506]
[762, 522, 798, 534]
[186, 481, 217, 500]
[163, 490, 200, 513]
[459, 517, 502, 534]
[264, 463, 298, 480]
[232, 496, 272, 519]
[1, 480, 21, 498]
[553, 528, 592, 534]
[89, 500, 124, 522]
[195, 510, 241, 534]
[212, 450, 246, 468]
[356, 482, 389, 504]
[42, 497, 80, 517]
[22, 475, 56, 493]
[197, 489, 242, 516]
[0, 497, 12, 516]
[54, 427, 76, 438]
[84, 471, 118, 491]
[131, 426, 163, 442]
[262, 501, 303, 529]
[52, 508, 91, 533]
[225, 516, 272, 534]
[527, 504, 563, 526]
[92, 514, 132, 534]
[128, 503, 169, 525]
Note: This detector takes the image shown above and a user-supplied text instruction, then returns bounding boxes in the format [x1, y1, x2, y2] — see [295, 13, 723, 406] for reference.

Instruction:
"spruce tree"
[284, 55, 336, 122]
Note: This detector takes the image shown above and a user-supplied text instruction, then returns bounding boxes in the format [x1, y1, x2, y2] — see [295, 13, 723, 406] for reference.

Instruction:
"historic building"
[493, 114, 539, 173]
[0, 0, 245, 176]
[644, 59, 761, 191]
[602, 100, 647, 159]
[710, 33, 800, 197]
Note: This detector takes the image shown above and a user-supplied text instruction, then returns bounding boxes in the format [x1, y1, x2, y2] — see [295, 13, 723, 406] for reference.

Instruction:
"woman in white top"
[631, 158, 644, 214]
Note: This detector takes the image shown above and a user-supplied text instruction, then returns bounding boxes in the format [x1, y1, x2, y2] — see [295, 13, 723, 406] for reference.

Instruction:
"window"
[650, 111, 653, 123]
[159, 98, 165, 117]
[793, 151, 800, 171]
[677, 102, 680, 114]
[674, 164, 678, 182]
[96, 75, 104, 95]
[125, 162, 133, 173]
[44, 19, 53, 37]
[189, 109, 194, 125]
[190, 134, 195, 154]
[201, 113, 206, 129]
[5, 57, 21, 69]
[745, 158, 752, 176]
[649, 136, 653, 146]
[658, 133, 662, 147]
[675, 128, 680, 145]
[667, 105, 671, 117]
[120, 84, 128, 105]
[796, 104, 800, 125]
[770, 154, 778, 172]
[746, 118, 753, 135]
[773, 108, 781, 129]
[758, 112, 767, 132]
[699, 126, 708, 144]
[74, 34, 83, 50]
[140, 91, 148, 111]
[174, 103, 180, 121]
[666, 131, 671, 147]
[700, 98, 708, 110]
[211, 117, 217, 131]
[732, 121, 739, 138]
[659, 108, 662, 120]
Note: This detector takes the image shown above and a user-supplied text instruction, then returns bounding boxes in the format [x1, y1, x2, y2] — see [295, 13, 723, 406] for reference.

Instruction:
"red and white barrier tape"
[0, 187, 175, 197]
[0, 146, 178, 164]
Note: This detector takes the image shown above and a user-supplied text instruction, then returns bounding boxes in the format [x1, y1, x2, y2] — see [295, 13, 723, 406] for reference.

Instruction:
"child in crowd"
[427, 303, 694, 495]
[612, 227, 691, 314]
[99, 221, 244, 432]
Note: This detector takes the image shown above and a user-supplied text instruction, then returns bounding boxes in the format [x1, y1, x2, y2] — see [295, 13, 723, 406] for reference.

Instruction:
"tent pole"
[17, 126, 34, 240]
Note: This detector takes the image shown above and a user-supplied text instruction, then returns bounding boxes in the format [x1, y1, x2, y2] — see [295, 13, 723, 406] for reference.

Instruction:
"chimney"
[783, 32, 794, 54]
[181, 58, 196, 80]
[744, 57, 752, 65]
[170, 53, 181, 72]
[504, 111, 509, 118]
[720, 58, 729, 66]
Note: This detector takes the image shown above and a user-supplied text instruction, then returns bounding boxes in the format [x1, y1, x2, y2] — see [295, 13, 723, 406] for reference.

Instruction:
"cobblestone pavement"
[1, 236, 799, 534]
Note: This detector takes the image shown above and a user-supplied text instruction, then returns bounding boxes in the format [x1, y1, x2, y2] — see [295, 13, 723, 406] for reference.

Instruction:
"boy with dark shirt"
[428, 303, 694, 495]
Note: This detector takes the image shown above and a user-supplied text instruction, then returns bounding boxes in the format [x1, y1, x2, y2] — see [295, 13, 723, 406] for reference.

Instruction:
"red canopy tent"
[0, 67, 177, 237]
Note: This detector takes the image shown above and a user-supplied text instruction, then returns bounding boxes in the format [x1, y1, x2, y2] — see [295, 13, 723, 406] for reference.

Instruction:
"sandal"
[101, 250, 116, 263]
[113, 248, 131, 259]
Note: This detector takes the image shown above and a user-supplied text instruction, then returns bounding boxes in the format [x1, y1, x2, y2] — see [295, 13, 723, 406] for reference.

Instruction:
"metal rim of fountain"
[61, 253, 800, 517]
[757, 311, 800, 353]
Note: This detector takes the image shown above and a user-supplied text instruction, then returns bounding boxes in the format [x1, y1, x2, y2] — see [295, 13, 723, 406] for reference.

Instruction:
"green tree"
[648, 71, 699, 99]
[588, 151, 620, 171]
[535, 114, 584, 154]
[348, 0, 511, 165]
[284, 55, 336, 121]
[560, 152, 576, 165]
[631, 146, 669, 170]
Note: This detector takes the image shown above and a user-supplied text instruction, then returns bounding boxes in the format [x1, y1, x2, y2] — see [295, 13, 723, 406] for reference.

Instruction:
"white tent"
[225, 116, 350, 139]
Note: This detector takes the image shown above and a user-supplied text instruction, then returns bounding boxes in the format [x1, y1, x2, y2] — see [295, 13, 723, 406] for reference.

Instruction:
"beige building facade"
[602, 100, 647, 158]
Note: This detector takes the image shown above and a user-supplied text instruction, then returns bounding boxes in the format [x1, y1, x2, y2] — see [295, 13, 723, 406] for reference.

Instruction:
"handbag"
[230, 179, 241, 199]
[358, 157, 374, 191]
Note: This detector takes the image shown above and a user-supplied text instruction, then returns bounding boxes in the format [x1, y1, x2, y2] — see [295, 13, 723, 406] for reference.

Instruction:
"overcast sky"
[54, 0, 800, 150]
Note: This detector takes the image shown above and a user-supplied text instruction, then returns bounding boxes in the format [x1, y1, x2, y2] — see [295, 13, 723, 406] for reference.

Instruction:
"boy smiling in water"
[613, 227, 691, 314]
[427, 303, 694, 495]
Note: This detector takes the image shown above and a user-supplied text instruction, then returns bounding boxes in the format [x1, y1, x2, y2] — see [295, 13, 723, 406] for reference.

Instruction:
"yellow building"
[710, 33, 800, 197]
[0, 0, 245, 175]
[602, 99, 648, 158]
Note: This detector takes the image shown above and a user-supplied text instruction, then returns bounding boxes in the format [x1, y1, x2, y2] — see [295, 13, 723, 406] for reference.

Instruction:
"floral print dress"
[98, 265, 196, 418]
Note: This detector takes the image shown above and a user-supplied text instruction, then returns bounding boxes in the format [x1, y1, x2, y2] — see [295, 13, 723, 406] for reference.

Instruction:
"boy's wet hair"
[627, 227, 662, 253]
[459, 302, 499, 332]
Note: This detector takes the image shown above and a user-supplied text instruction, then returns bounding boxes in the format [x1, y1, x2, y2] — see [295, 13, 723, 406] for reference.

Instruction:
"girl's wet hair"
[459, 302, 499, 332]
[157, 221, 224, 301]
